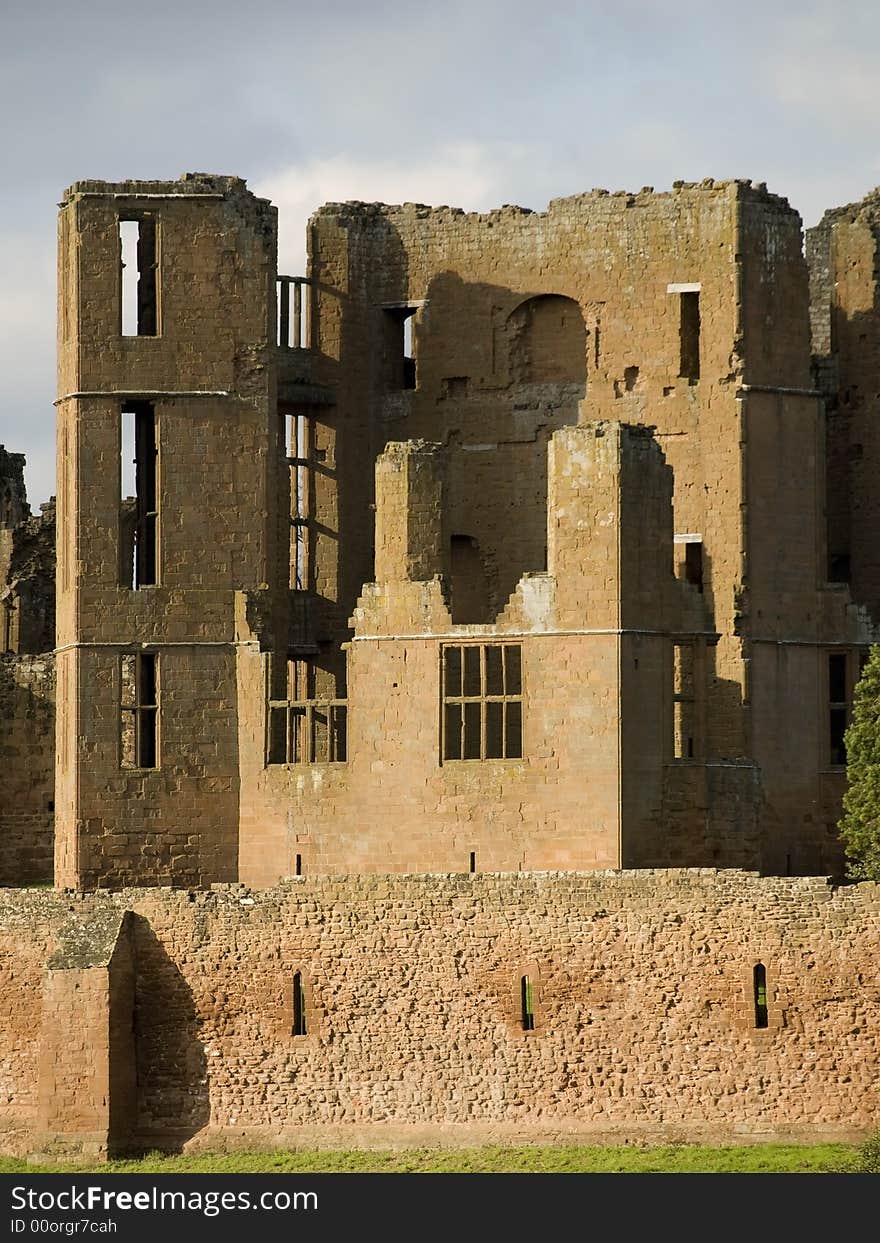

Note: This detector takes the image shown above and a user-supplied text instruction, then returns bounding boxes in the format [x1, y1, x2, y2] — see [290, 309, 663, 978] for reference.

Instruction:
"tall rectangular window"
[678, 291, 700, 381]
[384, 306, 417, 390]
[277, 277, 310, 349]
[673, 643, 697, 759]
[829, 652, 849, 767]
[521, 975, 535, 1032]
[292, 972, 307, 1037]
[287, 413, 311, 590]
[753, 963, 768, 1029]
[267, 656, 347, 765]
[120, 403, 158, 588]
[441, 644, 522, 761]
[121, 652, 158, 769]
[685, 541, 703, 592]
[119, 216, 158, 337]
[668, 283, 701, 382]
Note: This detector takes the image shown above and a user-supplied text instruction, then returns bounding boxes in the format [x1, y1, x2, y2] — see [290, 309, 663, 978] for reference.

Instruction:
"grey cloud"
[4, 0, 880, 501]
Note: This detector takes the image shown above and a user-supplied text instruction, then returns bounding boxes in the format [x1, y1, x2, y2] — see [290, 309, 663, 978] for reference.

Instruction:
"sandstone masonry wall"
[1, 872, 879, 1155]
[0, 654, 55, 885]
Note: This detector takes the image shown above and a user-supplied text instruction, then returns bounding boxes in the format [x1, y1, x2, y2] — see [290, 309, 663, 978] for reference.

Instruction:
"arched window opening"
[507, 294, 587, 385]
[753, 963, 768, 1029]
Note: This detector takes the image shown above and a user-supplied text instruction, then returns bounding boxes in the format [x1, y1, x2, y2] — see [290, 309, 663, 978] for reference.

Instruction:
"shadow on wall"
[131, 914, 209, 1153]
[0, 655, 54, 886]
[822, 296, 880, 618]
[374, 265, 590, 621]
[311, 214, 593, 629]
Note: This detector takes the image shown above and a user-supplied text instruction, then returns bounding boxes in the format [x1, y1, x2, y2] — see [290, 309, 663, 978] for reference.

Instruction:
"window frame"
[120, 650, 159, 770]
[440, 642, 524, 763]
[266, 655, 348, 767]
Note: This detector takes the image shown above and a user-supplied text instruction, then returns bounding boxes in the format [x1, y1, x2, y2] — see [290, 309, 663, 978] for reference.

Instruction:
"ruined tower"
[50, 174, 880, 892]
[55, 176, 278, 888]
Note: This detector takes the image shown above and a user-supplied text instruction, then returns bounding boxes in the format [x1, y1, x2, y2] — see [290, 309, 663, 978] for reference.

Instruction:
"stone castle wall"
[1, 870, 878, 1156]
[0, 654, 54, 886]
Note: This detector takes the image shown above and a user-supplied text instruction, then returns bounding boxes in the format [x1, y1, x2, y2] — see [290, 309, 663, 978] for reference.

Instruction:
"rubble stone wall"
[2, 871, 879, 1154]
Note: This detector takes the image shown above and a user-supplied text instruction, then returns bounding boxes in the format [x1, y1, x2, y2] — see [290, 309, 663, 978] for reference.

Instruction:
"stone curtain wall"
[1, 871, 879, 1155]
[0, 654, 55, 885]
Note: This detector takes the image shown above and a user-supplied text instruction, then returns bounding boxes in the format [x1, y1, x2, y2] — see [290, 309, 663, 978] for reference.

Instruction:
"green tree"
[839, 645, 880, 880]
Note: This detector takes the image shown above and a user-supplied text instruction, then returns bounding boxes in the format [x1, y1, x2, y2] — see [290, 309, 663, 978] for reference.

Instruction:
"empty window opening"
[295, 853, 302, 877]
[521, 975, 535, 1031]
[828, 552, 851, 583]
[120, 652, 158, 769]
[384, 307, 417, 390]
[119, 216, 157, 337]
[120, 404, 157, 588]
[449, 534, 493, 624]
[829, 652, 849, 766]
[442, 644, 522, 761]
[678, 291, 700, 382]
[507, 294, 587, 385]
[287, 413, 312, 590]
[292, 971, 307, 1036]
[2, 598, 15, 654]
[673, 644, 697, 759]
[624, 365, 639, 391]
[268, 656, 347, 765]
[685, 541, 703, 592]
[277, 276, 310, 349]
[403, 315, 415, 387]
[753, 963, 768, 1029]
[469, 851, 476, 874]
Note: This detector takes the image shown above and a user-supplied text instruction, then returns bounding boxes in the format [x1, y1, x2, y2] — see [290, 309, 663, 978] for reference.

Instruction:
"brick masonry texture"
[0, 656, 54, 885]
[1, 872, 879, 1156]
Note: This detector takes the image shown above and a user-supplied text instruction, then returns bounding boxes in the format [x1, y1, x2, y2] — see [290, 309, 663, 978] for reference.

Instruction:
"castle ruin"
[1, 174, 880, 1157]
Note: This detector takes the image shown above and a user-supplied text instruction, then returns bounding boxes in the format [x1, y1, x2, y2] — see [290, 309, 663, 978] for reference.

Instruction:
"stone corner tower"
[55, 174, 278, 888]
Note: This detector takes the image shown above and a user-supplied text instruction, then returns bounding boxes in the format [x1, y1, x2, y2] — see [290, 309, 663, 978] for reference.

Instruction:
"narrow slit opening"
[521, 974, 535, 1031]
[292, 971, 307, 1036]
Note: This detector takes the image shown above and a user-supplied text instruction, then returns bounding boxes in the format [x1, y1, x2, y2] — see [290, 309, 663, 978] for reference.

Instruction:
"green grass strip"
[0, 1143, 861, 1175]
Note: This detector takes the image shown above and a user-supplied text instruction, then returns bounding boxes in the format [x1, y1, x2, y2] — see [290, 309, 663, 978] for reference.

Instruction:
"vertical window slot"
[402, 314, 415, 389]
[121, 652, 158, 769]
[121, 404, 158, 588]
[829, 652, 849, 766]
[289, 413, 310, 591]
[753, 963, 768, 1029]
[292, 971, 307, 1036]
[679, 290, 700, 381]
[521, 975, 535, 1031]
[673, 643, 697, 759]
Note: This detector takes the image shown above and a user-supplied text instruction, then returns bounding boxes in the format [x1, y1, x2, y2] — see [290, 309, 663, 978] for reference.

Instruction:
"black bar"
[1, 1172, 867, 1242]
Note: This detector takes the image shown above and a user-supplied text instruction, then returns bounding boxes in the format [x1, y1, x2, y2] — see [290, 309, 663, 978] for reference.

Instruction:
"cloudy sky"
[3, 0, 879, 504]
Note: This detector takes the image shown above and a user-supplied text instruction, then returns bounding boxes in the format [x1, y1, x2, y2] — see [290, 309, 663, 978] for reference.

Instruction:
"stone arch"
[507, 294, 587, 384]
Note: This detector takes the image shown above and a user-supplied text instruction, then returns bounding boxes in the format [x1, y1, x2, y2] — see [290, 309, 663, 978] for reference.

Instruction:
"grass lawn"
[0, 1142, 862, 1174]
